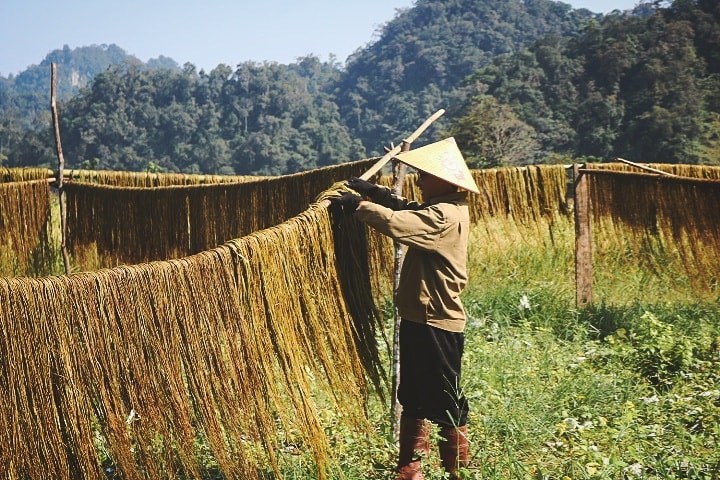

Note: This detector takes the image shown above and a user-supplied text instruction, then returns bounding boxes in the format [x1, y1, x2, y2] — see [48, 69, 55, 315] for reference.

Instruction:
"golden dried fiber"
[320, 184, 391, 395]
[64, 169, 262, 187]
[473, 165, 569, 225]
[0, 191, 384, 479]
[584, 162, 720, 180]
[586, 168, 720, 290]
[399, 164, 569, 225]
[371, 165, 570, 290]
[0, 179, 53, 276]
[0, 161, 576, 478]
[65, 159, 380, 269]
[0, 167, 53, 183]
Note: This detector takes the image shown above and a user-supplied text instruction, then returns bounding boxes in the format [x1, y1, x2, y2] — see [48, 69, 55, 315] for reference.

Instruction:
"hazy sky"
[0, 0, 641, 77]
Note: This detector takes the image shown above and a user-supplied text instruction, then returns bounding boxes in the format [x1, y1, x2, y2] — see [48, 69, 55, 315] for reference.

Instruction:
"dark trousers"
[398, 319, 468, 428]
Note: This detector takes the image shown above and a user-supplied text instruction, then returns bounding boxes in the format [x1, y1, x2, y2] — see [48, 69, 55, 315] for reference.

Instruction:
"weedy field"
[274, 217, 720, 479]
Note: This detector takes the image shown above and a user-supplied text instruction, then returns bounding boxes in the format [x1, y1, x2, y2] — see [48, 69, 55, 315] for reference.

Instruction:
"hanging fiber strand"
[0, 162, 607, 479]
[585, 162, 720, 180]
[0, 187, 384, 480]
[586, 166, 720, 291]
[65, 159, 380, 269]
[63, 169, 263, 187]
[399, 164, 569, 225]
[0, 178, 53, 276]
[0, 169, 55, 267]
[0, 167, 53, 183]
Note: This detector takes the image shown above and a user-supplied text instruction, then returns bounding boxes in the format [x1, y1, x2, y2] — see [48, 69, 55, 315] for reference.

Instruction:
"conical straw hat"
[394, 137, 479, 194]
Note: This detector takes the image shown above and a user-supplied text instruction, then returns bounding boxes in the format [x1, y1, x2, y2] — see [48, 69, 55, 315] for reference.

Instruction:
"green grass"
[275, 216, 720, 479]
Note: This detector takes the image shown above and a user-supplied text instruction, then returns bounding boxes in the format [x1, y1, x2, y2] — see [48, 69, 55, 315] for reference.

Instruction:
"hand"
[346, 177, 378, 197]
[329, 192, 362, 215]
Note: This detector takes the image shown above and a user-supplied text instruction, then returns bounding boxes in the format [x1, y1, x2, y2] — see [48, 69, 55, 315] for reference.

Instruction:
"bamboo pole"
[319, 109, 445, 211]
[574, 164, 592, 307]
[51, 63, 72, 274]
[358, 109, 444, 181]
[616, 157, 676, 177]
[57, 169, 263, 182]
[49, 65, 84, 478]
[577, 168, 720, 185]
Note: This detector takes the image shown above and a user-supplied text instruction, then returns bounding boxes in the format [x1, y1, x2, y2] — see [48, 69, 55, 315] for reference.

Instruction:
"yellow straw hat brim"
[393, 137, 479, 194]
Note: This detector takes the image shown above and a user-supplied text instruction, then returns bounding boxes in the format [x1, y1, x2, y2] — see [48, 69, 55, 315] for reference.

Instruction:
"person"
[330, 137, 479, 480]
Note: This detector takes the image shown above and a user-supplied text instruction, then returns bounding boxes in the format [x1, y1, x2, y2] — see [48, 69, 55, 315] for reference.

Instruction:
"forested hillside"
[1, 0, 718, 174]
[0, 44, 177, 126]
[0, 44, 179, 168]
[455, 0, 720, 165]
[60, 59, 364, 174]
[335, 0, 596, 152]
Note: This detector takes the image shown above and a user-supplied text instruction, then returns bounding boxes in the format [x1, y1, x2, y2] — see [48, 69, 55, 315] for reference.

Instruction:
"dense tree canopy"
[0, 0, 718, 173]
[58, 59, 364, 174]
[443, 94, 540, 167]
[466, 0, 720, 164]
[334, 0, 596, 154]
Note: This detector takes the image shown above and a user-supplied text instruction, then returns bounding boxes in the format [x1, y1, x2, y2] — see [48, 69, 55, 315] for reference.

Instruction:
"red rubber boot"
[397, 417, 430, 480]
[438, 424, 469, 480]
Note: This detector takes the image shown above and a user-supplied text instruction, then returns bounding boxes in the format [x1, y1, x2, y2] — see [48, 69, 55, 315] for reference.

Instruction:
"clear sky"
[0, 0, 641, 77]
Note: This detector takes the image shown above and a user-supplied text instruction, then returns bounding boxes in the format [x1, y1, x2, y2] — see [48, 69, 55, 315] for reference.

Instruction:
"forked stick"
[358, 109, 445, 181]
[321, 109, 445, 208]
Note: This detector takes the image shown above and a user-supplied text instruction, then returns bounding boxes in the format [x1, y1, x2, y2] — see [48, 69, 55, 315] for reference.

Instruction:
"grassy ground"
[278, 217, 720, 479]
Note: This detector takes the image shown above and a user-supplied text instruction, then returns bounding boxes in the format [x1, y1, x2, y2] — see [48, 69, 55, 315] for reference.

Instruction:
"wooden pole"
[574, 164, 592, 307]
[616, 157, 676, 177]
[358, 109, 444, 181]
[49, 68, 84, 479]
[319, 109, 445, 211]
[51, 63, 72, 274]
[390, 143, 410, 442]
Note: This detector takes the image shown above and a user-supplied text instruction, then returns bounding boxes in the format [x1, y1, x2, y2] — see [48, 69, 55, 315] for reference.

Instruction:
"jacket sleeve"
[354, 201, 448, 251]
[368, 186, 423, 211]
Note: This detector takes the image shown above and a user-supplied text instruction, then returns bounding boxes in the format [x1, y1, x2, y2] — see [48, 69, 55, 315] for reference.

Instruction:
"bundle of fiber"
[584, 162, 720, 180]
[470, 165, 569, 225]
[0, 167, 53, 183]
[660, 164, 720, 179]
[0, 193, 384, 480]
[399, 164, 570, 225]
[64, 169, 262, 187]
[0, 179, 53, 276]
[586, 169, 720, 290]
[65, 159, 380, 269]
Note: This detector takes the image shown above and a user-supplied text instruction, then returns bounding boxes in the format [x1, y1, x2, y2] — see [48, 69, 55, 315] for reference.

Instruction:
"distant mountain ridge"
[8, 0, 704, 175]
[4, 44, 179, 99]
[1, 0, 594, 136]
[0, 44, 180, 134]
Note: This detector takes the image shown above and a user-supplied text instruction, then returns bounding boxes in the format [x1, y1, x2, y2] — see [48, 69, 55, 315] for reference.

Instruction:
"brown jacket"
[354, 188, 470, 332]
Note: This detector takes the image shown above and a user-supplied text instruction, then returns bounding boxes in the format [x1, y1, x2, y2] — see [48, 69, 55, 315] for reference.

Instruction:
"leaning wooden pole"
[51, 63, 72, 274]
[358, 109, 445, 181]
[616, 157, 677, 177]
[574, 164, 592, 307]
